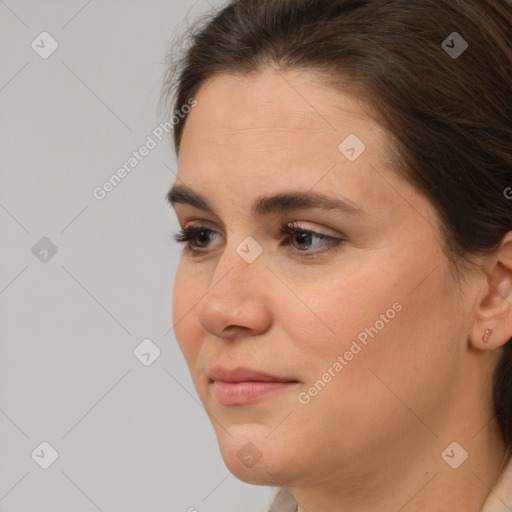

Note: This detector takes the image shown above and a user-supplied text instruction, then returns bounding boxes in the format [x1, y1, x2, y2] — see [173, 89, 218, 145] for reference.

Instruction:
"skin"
[169, 66, 512, 512]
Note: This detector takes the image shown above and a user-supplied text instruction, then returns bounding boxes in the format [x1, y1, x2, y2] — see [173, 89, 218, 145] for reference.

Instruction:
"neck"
[294, 420, 507, 512]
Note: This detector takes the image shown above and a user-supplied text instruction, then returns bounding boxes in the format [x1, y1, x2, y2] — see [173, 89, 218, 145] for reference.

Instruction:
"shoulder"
[481, 456, 512, 512]
[268, 488, 297, 512]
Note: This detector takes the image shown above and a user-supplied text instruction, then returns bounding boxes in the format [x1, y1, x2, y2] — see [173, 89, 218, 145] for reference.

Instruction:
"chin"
[212, 424, 302, 486]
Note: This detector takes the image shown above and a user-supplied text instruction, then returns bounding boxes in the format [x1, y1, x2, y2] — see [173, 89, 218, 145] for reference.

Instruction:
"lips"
[208, 365, 298, 383]
[208, 366, 300, 405]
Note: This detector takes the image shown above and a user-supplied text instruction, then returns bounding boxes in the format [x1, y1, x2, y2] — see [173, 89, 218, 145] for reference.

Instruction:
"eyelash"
[171, 223, 345, 259]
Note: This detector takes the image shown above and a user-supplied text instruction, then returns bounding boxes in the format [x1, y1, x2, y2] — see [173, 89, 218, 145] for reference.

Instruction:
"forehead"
[176, 67, 399, 217]
[181, 67, 372, 142]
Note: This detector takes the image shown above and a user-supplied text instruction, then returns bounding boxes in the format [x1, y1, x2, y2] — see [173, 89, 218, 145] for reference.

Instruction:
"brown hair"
[160, 0, 512, 450]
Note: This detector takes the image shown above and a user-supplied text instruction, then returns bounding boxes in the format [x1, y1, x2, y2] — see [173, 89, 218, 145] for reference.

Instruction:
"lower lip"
[212, 380, 298, 405]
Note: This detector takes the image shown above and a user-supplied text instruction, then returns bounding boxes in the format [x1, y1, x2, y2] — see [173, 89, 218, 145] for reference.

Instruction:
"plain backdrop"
[0, 1, 277, 510]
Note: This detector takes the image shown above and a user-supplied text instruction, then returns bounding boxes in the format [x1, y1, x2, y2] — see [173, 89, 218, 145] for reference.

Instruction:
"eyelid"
[283, 221, 344, 239]
[179, 217, 342, 236]
[180, 220, 343, 242]
[172, 220, 347, 259]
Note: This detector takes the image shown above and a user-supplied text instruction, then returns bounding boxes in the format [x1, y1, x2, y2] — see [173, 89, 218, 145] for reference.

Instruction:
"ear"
[469, 231, 512, 350]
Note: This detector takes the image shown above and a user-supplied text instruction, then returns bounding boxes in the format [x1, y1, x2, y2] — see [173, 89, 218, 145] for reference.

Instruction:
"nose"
[194, 246, 272, 340]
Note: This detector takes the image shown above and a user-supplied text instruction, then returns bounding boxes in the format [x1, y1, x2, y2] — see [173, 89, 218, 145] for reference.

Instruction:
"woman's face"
[169, 67, 484, 487]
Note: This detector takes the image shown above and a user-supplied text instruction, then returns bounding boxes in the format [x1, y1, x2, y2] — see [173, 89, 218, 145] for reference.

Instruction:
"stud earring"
[482, 328, 493, 344]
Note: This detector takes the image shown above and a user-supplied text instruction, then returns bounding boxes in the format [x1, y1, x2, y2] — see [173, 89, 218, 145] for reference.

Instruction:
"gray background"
[0, 1, 277, 510]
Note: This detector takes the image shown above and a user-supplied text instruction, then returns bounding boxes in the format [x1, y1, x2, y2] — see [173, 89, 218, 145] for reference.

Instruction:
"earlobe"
[482, 328, 493, 344]
[469, 322, 499, 351]
[469, 231, 512, 351]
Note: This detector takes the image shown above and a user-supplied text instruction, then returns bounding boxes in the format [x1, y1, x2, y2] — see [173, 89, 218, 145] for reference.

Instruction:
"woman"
[161, 0, 512, 510]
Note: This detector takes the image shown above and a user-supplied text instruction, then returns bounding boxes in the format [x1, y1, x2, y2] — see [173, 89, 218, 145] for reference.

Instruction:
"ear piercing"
[482, 328, 493, 344]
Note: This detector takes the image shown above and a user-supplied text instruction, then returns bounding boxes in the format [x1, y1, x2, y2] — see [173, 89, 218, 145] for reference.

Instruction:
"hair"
[160, 0, 512, 453]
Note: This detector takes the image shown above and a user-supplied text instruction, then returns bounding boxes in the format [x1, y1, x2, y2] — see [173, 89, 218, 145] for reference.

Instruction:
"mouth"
[208, 366, 300, 406]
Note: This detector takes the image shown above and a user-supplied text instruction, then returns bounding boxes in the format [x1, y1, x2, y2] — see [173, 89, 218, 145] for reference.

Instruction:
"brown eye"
[289, 231, 314, 250]
[172, 222, 345, 259]
[172, 227, 219, 254]
[280, 223, 345, 259]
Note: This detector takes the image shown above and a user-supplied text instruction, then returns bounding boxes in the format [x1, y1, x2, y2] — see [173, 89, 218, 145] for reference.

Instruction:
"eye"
[172, 226, 220, 252]
[171, 222, 345, 259]
[279, 223, 345, 258]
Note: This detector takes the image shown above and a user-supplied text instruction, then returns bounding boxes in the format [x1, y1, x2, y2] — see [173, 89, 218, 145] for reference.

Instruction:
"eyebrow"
[166, 183, 364, 217]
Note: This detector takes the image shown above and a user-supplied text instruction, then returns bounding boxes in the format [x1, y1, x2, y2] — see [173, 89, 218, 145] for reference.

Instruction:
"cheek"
[276, 266, 398, 370]
[281, 284, 366, 363]
[291, 261, 461, 448]
[172, 262, 207, 365]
